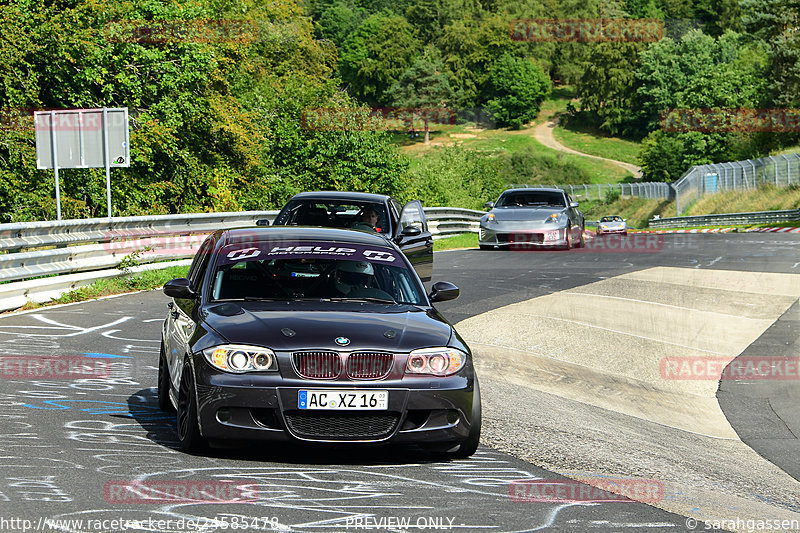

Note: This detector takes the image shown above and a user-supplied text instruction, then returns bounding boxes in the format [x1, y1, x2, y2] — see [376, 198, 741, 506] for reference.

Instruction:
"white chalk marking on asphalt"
[100, 329, 159, 343]
[0, 315, 132, 337]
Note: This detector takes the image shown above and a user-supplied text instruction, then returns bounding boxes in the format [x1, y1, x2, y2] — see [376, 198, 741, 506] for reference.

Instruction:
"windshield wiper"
[327, 297, 397, 304]
[242, 297, 285, 301]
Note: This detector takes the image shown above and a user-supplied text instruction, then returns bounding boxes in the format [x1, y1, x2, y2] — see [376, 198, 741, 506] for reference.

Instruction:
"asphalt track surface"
[0, 233, 798, 533]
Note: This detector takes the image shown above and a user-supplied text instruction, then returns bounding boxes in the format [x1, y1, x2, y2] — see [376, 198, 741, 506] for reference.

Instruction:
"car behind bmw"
[596, 215, 628, 236]
[479, 188, 585, 250]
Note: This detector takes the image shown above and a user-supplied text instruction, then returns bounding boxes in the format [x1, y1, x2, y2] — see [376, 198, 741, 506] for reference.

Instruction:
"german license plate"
[544, 230, 559, 242]
[298, 390, 388, 410]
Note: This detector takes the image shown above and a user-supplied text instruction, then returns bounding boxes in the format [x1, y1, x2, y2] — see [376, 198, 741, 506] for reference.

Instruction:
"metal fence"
[672, 153, 800, 214]
[0, 208, 484, 312]
[508, 182, 673, 202]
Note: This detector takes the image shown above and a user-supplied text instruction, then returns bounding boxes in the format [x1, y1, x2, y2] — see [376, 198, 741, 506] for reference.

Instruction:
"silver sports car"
[596, 215, 628, 236]
[479, 188, 585, 250]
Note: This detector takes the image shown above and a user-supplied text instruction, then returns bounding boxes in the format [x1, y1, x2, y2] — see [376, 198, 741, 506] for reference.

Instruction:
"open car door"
[394, 200, 433, 281]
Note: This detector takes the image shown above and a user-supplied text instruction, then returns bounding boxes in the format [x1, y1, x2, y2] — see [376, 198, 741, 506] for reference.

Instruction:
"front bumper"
[596, 227, 627, 235]
[191, 355, 476, 445]
[480, 225, 568, 247]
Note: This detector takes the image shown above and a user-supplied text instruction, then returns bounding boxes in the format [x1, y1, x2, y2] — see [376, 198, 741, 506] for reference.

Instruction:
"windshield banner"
[217, 241, 406, 267]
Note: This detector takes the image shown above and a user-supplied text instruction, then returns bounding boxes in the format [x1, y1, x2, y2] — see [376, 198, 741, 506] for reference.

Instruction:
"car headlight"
[405, 347, 466, 376]
[601, 225, 607, 229]
[544, 213, 565, 224]
[484, 213, 497, 223]
[202, 345, 278, 373]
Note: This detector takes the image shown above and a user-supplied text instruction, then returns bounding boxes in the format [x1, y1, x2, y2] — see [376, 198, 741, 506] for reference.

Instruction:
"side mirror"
[396, 225, 421, 242]
[484, 201, 495, 209]
[163, 278, 197, 299]
[428, 281, 459, 303]
[569, 201, 579, 208]
[255, 218, 270, 226]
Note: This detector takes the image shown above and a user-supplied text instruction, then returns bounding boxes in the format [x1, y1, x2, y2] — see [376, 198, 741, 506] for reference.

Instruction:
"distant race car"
[479, 188, 585, 250]
[596, 215, 627, 236]
[270, 191, 433, 281]
[159, 226, 481, 457]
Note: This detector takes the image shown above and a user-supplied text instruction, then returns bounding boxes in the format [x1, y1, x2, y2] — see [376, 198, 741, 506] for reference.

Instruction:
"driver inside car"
[350, 207, 380, 233]
[333, 261, 393, 300]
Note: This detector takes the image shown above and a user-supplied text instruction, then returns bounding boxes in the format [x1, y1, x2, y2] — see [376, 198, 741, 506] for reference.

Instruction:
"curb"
[630, 227, 800, 234]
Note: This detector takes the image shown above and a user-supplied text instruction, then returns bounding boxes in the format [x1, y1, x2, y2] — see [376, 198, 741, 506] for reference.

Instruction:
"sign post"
[35, 108, 130, 220]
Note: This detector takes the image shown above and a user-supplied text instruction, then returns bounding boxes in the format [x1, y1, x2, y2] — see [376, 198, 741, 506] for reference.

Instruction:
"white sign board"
[33, 108, 130, 220]
[35, 108, 129, 169]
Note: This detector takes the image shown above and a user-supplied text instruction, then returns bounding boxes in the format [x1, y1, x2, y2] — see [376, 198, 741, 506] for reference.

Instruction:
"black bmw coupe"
[159, 226, 480, 457]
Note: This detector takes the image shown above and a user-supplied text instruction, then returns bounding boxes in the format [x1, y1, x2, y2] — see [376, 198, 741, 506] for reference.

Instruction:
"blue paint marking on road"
[23, 399, 131, 412]
[83, 352, 133, 359]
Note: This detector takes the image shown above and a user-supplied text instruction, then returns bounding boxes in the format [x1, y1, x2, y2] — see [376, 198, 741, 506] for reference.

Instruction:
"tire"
[452, 378, 482, 459]
[577, 226, 585, 248]
[562, 225, 572, 250]
[479, 245, 493, 250]
[157, 343, 173, 412]
[176, 361, 205, 452]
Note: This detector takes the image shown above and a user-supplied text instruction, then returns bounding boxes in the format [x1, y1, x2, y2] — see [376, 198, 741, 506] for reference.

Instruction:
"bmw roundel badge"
[335, 336, 351, 346]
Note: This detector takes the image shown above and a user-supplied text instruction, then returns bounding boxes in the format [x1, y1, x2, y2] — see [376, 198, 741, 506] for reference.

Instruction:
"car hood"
[201, 303, 454, 352]
[600, 221, 625, 227]
[488, 207, 567, 222]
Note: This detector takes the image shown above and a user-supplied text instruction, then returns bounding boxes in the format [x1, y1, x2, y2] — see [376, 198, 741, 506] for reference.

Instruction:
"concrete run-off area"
[458, 266, 800, 532]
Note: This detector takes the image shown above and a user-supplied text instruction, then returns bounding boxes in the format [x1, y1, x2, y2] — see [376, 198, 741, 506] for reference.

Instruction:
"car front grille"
[284, 412, 400, 440]
[294, 351, 342, 379]
[347, 352, 393, 379]
[506, 232, 544, 244]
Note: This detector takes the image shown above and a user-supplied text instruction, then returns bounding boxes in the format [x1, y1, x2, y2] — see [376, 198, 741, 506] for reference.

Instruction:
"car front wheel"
[176, 362, 204, 451]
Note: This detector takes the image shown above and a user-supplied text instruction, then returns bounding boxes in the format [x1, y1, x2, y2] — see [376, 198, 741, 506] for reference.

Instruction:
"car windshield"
[496, 191, 565, 207]
[600, 216, 614, 222]
[210, 241, 425, 305]
[274, 200, 388, 234]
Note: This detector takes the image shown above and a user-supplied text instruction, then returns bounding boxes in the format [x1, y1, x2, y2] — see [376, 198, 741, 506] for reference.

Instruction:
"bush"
[485, 54, 551, 129]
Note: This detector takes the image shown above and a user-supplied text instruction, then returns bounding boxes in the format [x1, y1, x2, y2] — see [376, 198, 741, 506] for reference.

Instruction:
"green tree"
[576, 42, 646, 135]
[485, 54, 551, 129]
[316, 2, 366, 47]
[339, 11, 421, 105]
[436, 14, 515, 109]
[386, 48, 454, 143]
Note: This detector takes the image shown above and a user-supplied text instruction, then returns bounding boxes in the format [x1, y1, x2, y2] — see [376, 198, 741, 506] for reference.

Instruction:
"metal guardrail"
[648, 208, 800, 228]
[424, 207, 483, 238]
[0, 208, 483, 311]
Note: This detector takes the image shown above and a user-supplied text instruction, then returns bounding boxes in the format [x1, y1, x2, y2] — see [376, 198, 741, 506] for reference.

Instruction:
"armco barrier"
[648, 208, 800, 229]
[0, 208, 484, 311]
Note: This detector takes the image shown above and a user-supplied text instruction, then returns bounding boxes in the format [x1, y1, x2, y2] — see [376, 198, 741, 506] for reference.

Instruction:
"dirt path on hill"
[533, 113, 643, 179]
